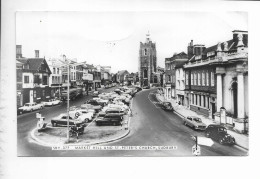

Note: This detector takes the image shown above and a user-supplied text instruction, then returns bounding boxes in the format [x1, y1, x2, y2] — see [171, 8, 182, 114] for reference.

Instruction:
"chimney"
[187, 40, 194, 59]
[35, 50, 39, 58]
[16, 45, 22, 58]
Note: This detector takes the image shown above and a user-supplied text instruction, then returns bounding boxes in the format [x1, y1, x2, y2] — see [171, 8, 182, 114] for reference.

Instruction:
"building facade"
[47, 58, 63, 98]
[164, 52, 187, 100]
[16, 46, 52, 105]
[184, 30, 248, 133]
[139, 32, 157, 87]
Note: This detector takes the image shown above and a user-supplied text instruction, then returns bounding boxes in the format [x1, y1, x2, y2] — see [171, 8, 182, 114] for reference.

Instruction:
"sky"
[16, 11, 247, 73]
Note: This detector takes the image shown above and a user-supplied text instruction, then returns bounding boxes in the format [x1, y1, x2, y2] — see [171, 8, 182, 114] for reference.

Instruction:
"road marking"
[148, 93, 161, 109]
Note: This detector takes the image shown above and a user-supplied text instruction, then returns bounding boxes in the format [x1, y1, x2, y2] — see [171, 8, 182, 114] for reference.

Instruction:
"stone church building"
[139, 32, 158, 87]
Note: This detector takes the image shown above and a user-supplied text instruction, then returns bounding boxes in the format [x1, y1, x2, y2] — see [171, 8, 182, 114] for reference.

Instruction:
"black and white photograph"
[1, 0, 260, 179]
[15, 11, 248, 157]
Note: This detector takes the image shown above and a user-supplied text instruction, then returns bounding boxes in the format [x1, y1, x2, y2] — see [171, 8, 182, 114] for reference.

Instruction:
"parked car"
[183, 116, 207, 130]
[17, 106, 23, 115]
[96, 113, 123, 126]
[70, 108, 94, 122]
[85, 99, 104, 107]
[92, 91, 100, 97]
[96, 111, 106, 119]
[161, 102, 173, 111]
[81, 103, 102, 112]
[205, 124, 236, 145]
[51, 113, 85, 127]
[93, 97, 109, 106]
[18, 102, 44, 113]
[142, 86, 150, 89]
[42, 98, 61, 106]
[135, 87, 142, 92]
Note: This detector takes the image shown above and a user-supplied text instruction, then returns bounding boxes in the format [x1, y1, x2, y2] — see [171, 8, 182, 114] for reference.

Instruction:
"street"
[17, 88, 247, 156]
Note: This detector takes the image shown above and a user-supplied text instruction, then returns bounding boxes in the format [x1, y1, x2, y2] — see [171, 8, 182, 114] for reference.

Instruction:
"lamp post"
[64, 55, 70, 143]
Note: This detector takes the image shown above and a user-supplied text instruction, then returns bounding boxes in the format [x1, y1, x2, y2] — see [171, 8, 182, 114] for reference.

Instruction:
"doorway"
[211, 103, 216, 119]
[232, 82, 238, 118]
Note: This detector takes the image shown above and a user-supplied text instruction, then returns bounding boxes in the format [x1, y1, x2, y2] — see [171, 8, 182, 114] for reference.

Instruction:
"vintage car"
[93, 97, 109, 105]
[183, 116, 207, 130]
[51, 113, 85, 127]
[85, 99, 105, 107]
[142, 86, 150, 89]
[18, 102, 44, 113]
[95, 113, 123, 126]
[69, 109, 94, 122]
[92, 91, 100, 97]
[205, 124, 236, 145]
[96, 111, 106, 120]
[42, 98, 61, 106]
[81, 103, 102, 112]
[161, 102, 173, 111]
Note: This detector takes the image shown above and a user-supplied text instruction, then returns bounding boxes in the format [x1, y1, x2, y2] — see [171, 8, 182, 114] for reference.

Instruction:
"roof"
[172, 52, 188, 59]
[17, 58, 52, 74]
[117, 70, 129, 75]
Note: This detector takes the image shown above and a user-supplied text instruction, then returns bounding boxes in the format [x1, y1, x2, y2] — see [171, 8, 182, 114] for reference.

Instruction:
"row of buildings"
[16, 45, 139, 107]
[162, 30, 248, 133]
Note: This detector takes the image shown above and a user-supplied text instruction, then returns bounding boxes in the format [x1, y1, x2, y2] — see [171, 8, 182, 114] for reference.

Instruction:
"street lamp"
[63, 55, 71, 143]
[59, 55, 87, 143]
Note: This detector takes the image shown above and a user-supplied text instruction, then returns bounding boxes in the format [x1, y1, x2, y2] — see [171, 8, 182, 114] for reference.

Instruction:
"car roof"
[208, 124, 226, 128]
[188, 116, 200, 118]
[105, 113, 122, 117]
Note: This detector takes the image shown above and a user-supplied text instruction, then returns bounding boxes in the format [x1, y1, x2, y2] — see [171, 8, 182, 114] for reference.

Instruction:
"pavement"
[155, 93, 249, 151]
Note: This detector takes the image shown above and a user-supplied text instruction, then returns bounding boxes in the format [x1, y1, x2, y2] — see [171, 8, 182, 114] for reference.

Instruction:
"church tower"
[139, 32, 157, 87]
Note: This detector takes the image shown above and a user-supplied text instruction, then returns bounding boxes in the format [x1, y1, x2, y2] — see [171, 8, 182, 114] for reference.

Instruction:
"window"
[186, 73, 189, 85]
[206, 71, 209, 86]
[53, 68, 56, 74]
[191, 73, 193, 85]
[24, 76, 29, 83]
[34, 75, 41, 84]
[42, 76, 48, 85]
[211, 71, 215, 86]
[202, 72, 205, 86]
[168, 75, 171, 83]
[144, 49, 147, 56]
[34, 91, 36, 98]
[198, 72, 201, 86]
[57, 68, 59, 74]
[194, 72, 197, 85]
